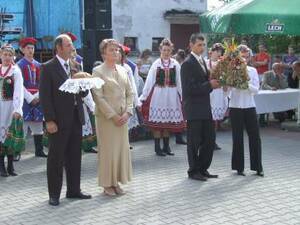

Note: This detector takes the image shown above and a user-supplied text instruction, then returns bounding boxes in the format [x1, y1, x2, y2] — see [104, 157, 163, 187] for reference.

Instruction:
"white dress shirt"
[191, 52, 207, 72]
[56, 55, 70, 76]
[229, 66, 259, 109]
[56, 55, 78, 105]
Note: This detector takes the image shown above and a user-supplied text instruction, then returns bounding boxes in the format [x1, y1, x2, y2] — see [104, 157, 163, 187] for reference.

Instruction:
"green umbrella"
[200, 0, 300, 35]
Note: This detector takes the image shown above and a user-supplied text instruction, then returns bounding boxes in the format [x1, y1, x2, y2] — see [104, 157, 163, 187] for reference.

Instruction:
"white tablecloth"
[254, 88, 300, 114]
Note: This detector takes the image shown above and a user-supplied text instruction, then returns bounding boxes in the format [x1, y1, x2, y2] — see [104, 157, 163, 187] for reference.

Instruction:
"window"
[152, 37, 164, 52]
[124, 37, 138, 52]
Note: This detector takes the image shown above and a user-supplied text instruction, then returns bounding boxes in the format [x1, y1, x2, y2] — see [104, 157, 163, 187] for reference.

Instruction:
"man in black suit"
[39, 34, 91, 206]
[181, 33, 220, 181]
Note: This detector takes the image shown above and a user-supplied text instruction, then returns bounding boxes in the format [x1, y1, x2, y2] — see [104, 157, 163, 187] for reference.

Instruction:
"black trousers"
[47, 108, 82, 199]
[230, 107, 263, 172]
[186, 119, 215, 175]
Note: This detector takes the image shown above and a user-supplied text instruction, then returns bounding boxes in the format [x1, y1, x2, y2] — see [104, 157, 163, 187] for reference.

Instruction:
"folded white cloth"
[59, 77, 105, 94]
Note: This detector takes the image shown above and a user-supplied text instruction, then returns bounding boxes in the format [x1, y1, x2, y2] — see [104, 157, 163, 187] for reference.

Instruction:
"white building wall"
[112, 0, 207, 51]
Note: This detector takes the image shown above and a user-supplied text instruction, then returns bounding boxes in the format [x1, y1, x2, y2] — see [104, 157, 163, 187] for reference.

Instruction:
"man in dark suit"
[39, 34, 91, 206]
[181, 33, 220, 181]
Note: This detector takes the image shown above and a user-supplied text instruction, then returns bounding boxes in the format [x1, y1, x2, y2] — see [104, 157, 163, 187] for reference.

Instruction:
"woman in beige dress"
[92, 39, 134, 196]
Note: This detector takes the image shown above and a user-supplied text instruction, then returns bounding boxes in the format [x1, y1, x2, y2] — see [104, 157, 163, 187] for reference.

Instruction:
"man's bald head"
[292, 61, 300, 73]
[272, 62, 283, 70]
[54, 34, 74, 60]
[272, 63, 284, 75]
[54, 34, 72, 51]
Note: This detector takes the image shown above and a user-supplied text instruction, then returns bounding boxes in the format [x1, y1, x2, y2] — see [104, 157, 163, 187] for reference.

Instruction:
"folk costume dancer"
[17, 37, 47, 158]
[0, 45, 24, 177]
[139, 39, 185, 156]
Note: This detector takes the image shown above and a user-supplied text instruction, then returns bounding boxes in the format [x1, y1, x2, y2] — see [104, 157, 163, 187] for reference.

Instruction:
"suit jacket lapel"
[54, 57, 69, 81]
[190, 54, 210, 79]
[190, 54, 204, 75]
[201, 57, 209, 75]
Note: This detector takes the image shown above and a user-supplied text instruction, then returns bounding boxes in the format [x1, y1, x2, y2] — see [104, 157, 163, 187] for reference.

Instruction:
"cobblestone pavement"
[0, 123, 300, 225]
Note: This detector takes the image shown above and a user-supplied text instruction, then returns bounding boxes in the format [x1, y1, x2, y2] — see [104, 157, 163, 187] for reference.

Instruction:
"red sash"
[27, 88, 38, 94]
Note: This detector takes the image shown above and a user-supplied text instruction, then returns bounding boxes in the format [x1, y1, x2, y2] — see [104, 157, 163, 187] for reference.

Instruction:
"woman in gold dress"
[92, 39, 134, 196]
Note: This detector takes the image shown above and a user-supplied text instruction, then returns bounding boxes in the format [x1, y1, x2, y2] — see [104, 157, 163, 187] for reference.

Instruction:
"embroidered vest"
[0, 76, 14, 101]
[155, 67, 176, 87]
[17, 58, 41, 94]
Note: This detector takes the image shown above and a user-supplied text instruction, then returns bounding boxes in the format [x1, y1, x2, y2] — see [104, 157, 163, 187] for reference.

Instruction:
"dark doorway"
[170, 24, 200, 51]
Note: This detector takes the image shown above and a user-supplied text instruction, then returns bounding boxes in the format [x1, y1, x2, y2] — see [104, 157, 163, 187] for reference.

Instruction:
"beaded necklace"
[161, 58, 171, 85]
[0, 64, 12, 77]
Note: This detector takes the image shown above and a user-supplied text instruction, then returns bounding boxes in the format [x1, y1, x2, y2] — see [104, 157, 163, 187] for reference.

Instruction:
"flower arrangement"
[211, 39, 250, 89]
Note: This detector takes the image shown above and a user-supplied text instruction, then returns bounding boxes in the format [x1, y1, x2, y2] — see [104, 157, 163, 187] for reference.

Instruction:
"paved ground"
[0, 122, 300, 225]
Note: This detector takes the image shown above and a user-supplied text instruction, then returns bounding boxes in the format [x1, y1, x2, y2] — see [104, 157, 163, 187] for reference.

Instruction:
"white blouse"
[0, 65, 24, 116]
[228, 66, 259, 109]
[138, 58, 182, 105]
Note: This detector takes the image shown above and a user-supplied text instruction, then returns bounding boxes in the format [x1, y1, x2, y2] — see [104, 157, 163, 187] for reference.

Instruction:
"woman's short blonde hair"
[99, 39, 118, 55]
[0, 44, 15, 55]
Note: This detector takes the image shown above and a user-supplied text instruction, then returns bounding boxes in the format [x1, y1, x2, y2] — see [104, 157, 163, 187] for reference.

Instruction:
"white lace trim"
[149, 107, 184, 123]
[59, 78, 105, 94]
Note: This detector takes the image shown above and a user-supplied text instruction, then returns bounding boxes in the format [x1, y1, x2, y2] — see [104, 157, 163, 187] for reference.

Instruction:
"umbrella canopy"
[199, 0, 300, 35]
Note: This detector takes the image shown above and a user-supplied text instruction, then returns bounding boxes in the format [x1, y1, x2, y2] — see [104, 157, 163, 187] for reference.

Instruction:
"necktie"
[198, 57, 206, 72]
[64, 62, 77, 105]
[64, 63, 70, 77]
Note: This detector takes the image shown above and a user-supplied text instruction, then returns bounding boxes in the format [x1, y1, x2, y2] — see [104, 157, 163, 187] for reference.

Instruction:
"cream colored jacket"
[92, 63, 133, 119]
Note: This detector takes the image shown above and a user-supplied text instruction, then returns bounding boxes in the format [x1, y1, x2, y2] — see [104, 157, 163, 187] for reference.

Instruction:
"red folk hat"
[122, 45, 131, 54]
[19, 37, 37, 48]
[65, 32, 77, 42]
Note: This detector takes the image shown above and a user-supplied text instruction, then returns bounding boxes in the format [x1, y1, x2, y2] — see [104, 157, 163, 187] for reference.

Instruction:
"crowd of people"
[1, 32, 300, 206]
[232, 42, 299, 126]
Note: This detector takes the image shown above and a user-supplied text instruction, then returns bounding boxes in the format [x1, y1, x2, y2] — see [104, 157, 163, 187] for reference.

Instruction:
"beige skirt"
[95, 113, 132, 187]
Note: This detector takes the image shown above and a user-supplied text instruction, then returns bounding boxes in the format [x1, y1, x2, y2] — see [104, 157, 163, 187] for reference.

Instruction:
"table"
[254, 88, 300, 114]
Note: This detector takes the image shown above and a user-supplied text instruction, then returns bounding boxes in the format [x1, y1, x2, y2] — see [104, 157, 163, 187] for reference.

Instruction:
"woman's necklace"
[0, 64, 12, 77]
[161, 58, 171, 86]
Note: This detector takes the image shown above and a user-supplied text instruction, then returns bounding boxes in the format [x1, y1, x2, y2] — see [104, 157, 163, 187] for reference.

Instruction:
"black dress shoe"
[156, 151, 166, 156]
[84, 148, 98, 154]
[237, 171, 246, 176]
[66, 192, 92, 199]
[7, 170, 18, 176]
[13, 154, 21, 162]
[214, 143, 221, 150]
[202, 171, 218, 178]
[35, 152, 47, 158]
[256, 171, 264, 177]
[163, 147, 175, 156]
[49, 197, 59, 206]
[188, 173, 207, 181]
